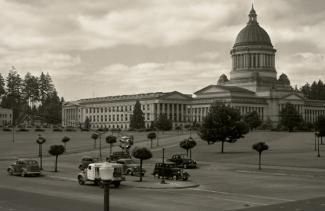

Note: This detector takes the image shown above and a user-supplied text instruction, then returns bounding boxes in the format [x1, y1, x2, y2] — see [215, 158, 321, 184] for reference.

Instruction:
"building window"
[101, 108, 103, 113]
[97, 108, 99, 113]
[105, 107, 107, 112]
[105, 115, 107, 121]
[109, 115, 111, 121]
[117, 115, 119, 121]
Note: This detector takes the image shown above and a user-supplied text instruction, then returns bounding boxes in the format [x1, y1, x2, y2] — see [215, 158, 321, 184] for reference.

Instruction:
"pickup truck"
[168, 154, 197, 169]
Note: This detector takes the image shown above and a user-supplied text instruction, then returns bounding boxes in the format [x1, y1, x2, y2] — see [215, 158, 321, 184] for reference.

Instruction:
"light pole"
[99, 164, 112, 211]
[161, 147, 166, 184]
[316, 132, 320, 157]
[314, 132, 317, 151]
[36, 135, 46, 170]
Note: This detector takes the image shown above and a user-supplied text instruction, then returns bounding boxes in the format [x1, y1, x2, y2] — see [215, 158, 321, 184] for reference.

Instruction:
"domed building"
[192, 6, 325, 126]
[62, 6, 325, 130]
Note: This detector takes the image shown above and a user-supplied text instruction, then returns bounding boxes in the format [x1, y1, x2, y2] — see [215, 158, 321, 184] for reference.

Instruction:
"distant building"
[62, 91, 192, 129]
[62, 6, 325, 129]
[192, 6, 325, 126]
[0, 107, 13, 127]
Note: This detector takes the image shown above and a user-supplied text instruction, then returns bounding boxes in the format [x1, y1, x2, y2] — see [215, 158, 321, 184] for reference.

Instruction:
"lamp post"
[314, 132, 317, 151]
[161, 147, 166, 184]
[316, 132, 320, 157]
[99, 164, 112, 211]
[36, 135, 46, 170]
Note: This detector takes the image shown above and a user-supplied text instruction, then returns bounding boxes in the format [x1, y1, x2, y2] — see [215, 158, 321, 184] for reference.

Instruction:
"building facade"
[0, 107, 13, 127]
[62, 6, 325, 129]
[62, 91, 192, 129]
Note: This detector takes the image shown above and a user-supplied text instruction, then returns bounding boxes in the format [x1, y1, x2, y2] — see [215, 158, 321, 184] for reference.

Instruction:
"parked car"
[108, 151, 131, 161]
[77, 162, 125, 188]
[78, 156, 98, 170]
[152, 162, 189, 181]
[116, 159, 146, 176]
[168, 154, 197, 169]
[7, 159, 41, 177]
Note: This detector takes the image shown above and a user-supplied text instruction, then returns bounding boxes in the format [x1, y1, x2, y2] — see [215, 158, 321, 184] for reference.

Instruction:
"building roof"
[234, 6, 272, 47]
[76, 91, 192, 104]
[194, 85, 255, 95]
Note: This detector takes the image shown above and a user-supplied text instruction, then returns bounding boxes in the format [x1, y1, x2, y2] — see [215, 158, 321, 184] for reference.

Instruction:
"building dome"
[234, 6, 272, 47]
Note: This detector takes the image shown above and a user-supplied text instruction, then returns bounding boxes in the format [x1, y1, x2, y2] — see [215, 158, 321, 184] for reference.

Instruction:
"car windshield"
[25, 160, 38, 165]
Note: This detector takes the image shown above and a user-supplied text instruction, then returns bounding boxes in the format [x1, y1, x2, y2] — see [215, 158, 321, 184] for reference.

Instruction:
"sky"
[0, 0, 324, 101]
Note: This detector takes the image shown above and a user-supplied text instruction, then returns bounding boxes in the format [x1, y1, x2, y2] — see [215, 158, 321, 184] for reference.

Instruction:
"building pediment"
[280, 93, 305, 101]
[159, 91, 192, 100]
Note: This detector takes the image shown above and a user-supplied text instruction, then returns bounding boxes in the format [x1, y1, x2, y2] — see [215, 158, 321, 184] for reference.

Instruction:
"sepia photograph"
[0, 0, 325, 210]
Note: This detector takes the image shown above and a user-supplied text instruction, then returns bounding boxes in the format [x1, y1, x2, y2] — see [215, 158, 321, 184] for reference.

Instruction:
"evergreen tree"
[2, 69, 25, 122]
[23, 72, 39, 107]
[0, 73, 5, 98]
[199, 103, 249, 153]
[279, 102, 303, 132]
[129, 100, 145, 129]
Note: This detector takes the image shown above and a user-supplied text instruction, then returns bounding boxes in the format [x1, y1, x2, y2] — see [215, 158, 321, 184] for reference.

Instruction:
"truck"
[77, 162, 125, 188]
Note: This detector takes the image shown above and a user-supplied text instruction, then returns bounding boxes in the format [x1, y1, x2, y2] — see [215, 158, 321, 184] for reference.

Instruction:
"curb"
[123, 182, 200, 189]
[45, 175, 199, 189]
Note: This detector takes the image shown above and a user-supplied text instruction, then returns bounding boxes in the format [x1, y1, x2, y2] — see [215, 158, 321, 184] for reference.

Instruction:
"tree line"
[0, 69, 63, 126]
[301, 80, 325, 100]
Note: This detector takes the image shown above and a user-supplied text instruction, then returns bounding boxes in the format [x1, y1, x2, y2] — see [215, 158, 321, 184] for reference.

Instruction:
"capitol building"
[62, 6, 325, 130]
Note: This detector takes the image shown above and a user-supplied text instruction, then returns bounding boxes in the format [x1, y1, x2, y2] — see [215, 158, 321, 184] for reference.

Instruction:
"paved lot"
[0, 130, 325, 210]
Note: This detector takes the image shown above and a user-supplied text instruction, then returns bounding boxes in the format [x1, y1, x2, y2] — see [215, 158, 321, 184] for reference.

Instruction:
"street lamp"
[161, 147, 166, 184]
[36, 135, 46, 170]
[316, 132, 320, 157]
[99, 163, 113, 211]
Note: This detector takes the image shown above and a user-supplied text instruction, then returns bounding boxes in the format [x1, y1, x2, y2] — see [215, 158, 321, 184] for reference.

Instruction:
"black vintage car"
[7, 159, 41, 177]
[168, 154, 197, 169]
[152, 162, 189, 181]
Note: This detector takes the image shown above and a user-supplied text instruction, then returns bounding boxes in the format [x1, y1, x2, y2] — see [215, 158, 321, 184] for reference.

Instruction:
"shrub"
[3, 127, 12, 132]
[53, 128, 63, 132]
[35, 128, 45, 132]
[17, 128, 29, 132]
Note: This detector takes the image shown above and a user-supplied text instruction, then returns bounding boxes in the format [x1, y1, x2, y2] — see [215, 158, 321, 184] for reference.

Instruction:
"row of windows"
[85, 104, 151, 114]
[0, 113, 12, 118]
[87, 113, 151, 122]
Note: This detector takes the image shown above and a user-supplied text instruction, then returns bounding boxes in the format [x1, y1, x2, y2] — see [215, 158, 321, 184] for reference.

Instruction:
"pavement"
[231, 196, 325, 211]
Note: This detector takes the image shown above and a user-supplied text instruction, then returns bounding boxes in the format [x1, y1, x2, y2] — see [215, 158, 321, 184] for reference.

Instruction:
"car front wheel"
[78, 176, 85, 185]
[7, 169, 13, 176]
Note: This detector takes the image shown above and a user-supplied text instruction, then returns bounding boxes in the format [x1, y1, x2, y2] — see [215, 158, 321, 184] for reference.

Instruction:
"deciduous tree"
[199, 103, 249, 153]
[132, 147, 152, 182]
[48, 145, 65, 172]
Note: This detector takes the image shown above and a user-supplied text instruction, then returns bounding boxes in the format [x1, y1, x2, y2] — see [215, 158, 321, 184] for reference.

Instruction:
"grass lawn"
[0, 129, 183, 159]
[1, 129, 324, 170]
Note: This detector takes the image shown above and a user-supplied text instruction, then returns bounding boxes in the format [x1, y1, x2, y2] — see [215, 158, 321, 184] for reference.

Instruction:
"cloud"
[0, 52, 81, 78]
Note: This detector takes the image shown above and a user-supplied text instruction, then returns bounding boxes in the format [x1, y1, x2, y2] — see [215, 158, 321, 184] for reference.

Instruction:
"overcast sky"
[0, 0, 324, 101]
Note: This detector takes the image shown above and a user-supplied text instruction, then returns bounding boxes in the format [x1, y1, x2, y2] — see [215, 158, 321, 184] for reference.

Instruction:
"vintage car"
[168, 154, 197, 169]
[78, 162, 125, 188]
[152, 162, 189, 181]
[108, 151, 131, 161]
[7, 159, 41, 177]
[116, 159, 146, 176]
[78, 156, 98, 170]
